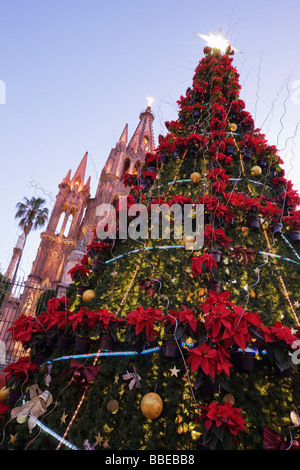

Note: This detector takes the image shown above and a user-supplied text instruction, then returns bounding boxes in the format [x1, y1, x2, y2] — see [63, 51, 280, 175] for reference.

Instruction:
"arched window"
[55, 202, 68, 234]
[66, 206, 76, 238]
[143, 135, 149, 151]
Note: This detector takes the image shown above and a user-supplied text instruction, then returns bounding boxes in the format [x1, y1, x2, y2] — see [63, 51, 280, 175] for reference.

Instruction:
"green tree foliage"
[1, 46, 300, 451]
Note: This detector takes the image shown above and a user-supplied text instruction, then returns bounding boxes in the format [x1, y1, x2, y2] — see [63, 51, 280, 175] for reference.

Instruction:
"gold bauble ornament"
[222, 393, 235, 404]
[82, 289, 96, 302]
[290, 410, 300, 426]
[251, 165, 262, 176]
[140, 392, 163, 419]
[106, 399, 119, 413]
[16, 413, 28, 424]
[0, 387, 10, 402]
[182, 236, 196, 250]
[190, 172, 201, 183]
[229, 123, 237, 132]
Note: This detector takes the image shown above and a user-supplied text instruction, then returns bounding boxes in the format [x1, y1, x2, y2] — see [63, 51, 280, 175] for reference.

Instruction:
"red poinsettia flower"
[3, 356, 40, 383]
[215, 346, 233, 377]
[259, 321, 296, 347]
[145, 153, 160, 166]
[204, 303, 233, 341]
[69, 307, 90, 332]
[93, 308, 123, 330]
[125, 306, 163, 343]
[186, 342, 218, 378]
[200, 291, 261, 350]
[48, 296, 69, 314]
[46, 308, 73, 332]
[168, 194, 194, 206]
[283, 211, 300, 230]
[142, 170, 157, 181]
[8, 314, 37, 344]
[191, 253, 217, 276]
[220, 305, 258, 350]
[223, 191, 245, 208]
[87, 239, 111, 254]
[242, 197, 262, 215]
[67, 263, 90, 282]
[34, 309, 54, 332]
[204, 225, 232, 249]
[165, 306, 200, 335]
[200, 290, 233, 314]
[283, 189, 300, 207]
[122, 172, 130, 187]
[206, 168, 230, 192]
[201, 401, 247, 436]
[260, 201, 282, 220]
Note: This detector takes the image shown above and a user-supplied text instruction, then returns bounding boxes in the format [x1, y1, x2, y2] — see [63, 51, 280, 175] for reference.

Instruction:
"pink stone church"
[0, 104, 155, 370]
[7, 104, 155, 294]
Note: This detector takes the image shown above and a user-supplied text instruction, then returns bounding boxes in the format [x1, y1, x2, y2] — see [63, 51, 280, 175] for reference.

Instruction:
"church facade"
[18, 104, 155, 295]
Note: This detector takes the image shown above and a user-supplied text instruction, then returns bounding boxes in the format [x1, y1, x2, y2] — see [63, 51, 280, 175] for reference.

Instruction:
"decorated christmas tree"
[1, 33, 300, 451]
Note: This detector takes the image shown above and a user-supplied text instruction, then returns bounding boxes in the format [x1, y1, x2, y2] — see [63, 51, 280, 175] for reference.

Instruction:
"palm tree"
[12, 196, 49, 281]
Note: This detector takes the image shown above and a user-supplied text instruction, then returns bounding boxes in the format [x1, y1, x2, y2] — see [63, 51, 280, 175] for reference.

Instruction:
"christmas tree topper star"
[146, 96, 154, 107]
[194, 29, 241, 53]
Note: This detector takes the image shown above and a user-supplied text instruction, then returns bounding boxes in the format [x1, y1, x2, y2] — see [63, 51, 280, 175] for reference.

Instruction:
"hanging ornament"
[106, 399, 119, 413]
[82, 289, 96, 302]
[140, 392, 163, 419]
[16, 413, 28, 424]
[60, 359, 100, 386]
[182, 236, 196, 250]
[0, 386, 10, 402]
[11, 384, 53, 433]
[251, 166, 262, 176]
[222, 393, 235, 404]
[94, 432, 103, 447]
[229, 123, 237, 132]
[122, 366, 141, 390]
[44, 364, 52, 387]
[169, 365, 180, 377]
[83, 439, 96, 450]
[190, 172, 201, 183]
[60, 410, 68, 424]
[290, 410, 300, 426]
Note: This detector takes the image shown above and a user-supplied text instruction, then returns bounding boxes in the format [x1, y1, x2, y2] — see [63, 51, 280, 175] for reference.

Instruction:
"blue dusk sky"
[0, 0, 300, 280]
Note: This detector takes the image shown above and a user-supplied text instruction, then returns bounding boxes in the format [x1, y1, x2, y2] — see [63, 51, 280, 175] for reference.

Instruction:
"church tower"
[58, 103, 155, 289]
[81, 104, 155, 242]
[27, 152, 91, 292]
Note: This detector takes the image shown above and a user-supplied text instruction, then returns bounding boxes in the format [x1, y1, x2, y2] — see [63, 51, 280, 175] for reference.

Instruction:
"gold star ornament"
[194, 29, 241, 53]
[94, 432, 103, 446]
[170, 365, 180, 377]
[60, 410, 68, 424]
[9, 433, 17, 444]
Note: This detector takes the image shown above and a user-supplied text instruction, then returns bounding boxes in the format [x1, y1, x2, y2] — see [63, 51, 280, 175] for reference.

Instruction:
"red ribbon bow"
[60, 359, 100, 385]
